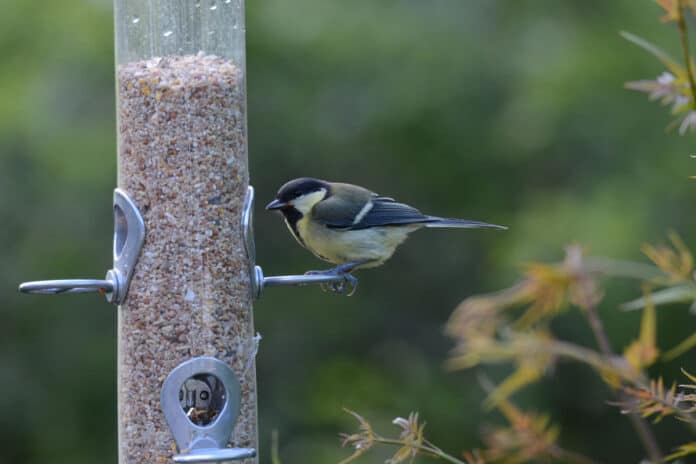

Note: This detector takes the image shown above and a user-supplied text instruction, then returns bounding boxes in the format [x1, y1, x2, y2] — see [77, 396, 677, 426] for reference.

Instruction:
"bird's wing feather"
[310, 187, 373, 228]
[318, 196, 430, 230]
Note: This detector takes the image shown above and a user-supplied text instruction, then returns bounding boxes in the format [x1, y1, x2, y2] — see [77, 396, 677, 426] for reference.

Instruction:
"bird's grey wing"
[322, 197, 431, 230]
[311, 189, 373, 228]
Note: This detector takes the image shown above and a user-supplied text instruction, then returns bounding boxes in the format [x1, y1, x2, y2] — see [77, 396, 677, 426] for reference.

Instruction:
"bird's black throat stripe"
[281, 206, 305, 246]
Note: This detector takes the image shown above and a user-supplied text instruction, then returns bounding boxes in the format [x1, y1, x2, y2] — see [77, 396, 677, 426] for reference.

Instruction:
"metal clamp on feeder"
[161, 357, 256, 462]
[17, 188, 145, 305]
[243, 186, 359, 299]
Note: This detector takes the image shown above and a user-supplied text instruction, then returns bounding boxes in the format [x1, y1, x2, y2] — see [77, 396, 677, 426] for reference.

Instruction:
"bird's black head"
[265, 177, 331, 214]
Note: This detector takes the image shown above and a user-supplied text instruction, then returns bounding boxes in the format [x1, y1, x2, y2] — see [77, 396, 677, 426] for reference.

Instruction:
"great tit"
[266, 177, 506, 293]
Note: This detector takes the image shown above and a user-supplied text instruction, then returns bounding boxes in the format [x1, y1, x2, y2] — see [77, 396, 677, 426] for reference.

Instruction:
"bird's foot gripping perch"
[305, 269, 358, 296]
[304, 261, 369, 296]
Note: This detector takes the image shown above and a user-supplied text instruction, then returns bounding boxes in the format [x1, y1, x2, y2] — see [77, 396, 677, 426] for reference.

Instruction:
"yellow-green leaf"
[663, 331, 696, 360]
[621, 31, 687, 79]
[484, 364, 543, 410]
[681, 368, 696, 385]
[665, 441, 696, 461]
[623, 291, 659, 371]
[621, 284, 696, 311]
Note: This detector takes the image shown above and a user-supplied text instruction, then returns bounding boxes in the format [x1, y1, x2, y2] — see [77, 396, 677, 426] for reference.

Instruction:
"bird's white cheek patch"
[291, 189, 326, 214]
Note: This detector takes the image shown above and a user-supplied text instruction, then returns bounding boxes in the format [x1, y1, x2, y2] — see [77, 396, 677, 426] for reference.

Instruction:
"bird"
[266, 177, 506, 294]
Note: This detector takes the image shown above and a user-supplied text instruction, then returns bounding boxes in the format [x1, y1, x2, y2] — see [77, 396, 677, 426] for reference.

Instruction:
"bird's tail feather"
[424, 216, 508, 230]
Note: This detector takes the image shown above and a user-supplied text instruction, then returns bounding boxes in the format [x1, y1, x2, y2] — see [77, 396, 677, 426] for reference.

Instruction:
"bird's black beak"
[265, 199, 287, 210]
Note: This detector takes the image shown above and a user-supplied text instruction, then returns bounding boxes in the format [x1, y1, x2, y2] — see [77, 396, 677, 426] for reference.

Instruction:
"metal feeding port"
[161, 357, 256, 462]
[18, 188, 145, 305]
[180, 373, 226, 426]
[243, 186, 360, 299]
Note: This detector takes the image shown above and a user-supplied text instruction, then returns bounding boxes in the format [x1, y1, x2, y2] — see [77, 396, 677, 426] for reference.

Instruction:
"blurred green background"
[3, 0, 696, 462]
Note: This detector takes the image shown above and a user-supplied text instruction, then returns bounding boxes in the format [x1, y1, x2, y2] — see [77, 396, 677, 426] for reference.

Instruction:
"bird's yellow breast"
[292, 214, 419, 267]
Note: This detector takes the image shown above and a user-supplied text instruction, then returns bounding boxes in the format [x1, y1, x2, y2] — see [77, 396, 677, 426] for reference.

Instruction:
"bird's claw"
[305, 269, 359, 296]
[332, 273, 358, 296]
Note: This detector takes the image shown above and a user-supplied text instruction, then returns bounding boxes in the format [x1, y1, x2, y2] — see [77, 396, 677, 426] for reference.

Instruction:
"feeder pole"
[114, 1, 257, 463]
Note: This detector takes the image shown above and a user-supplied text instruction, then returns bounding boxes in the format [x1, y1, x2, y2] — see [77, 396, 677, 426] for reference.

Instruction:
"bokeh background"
[3, 0, 696, 463]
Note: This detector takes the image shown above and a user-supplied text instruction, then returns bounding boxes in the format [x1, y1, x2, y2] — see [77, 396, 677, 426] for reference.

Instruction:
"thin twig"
[373, 437, 468, 464]
[677, 0, 696, 110]
[585, 304, 614, 356]
[551, 340, 643, 386]
[625, 410, 664, 463]
[583, 303, 663, 463]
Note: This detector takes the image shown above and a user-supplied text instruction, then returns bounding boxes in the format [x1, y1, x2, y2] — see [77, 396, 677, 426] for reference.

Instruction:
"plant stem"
[551, 340, 640, 385]
[271, 429, 281, 464]
[625, 412, 664, 463]
[374, 438, 468, 464]
[585, 304, 614, 356]
[583, 303, 663, 463]
[677, 0, 696, 110]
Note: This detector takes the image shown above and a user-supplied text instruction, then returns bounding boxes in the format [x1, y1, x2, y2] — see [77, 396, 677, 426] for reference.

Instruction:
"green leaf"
[663, 332, 696, 361]
[620, 284, 696, 311]
[483, 364, 543, 410]
[665, 442, 696, 461]
[623, 296, 659, 370]
[620, 31, 687, 79]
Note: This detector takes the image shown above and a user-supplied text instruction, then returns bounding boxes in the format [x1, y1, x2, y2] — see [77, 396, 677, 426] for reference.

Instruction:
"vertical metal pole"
[113, 1, 257, 462]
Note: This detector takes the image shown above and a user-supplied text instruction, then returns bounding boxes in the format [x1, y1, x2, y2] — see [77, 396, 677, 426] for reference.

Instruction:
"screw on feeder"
[17, 188, 145, 305]
[243, 185, 360, 299]
[161, 357, 256, 462]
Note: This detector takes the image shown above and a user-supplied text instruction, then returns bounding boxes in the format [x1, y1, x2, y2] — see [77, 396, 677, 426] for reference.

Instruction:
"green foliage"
[339, 410, 466, 464]
[622, 232, 696, 360]
[444, 235, 696, 463]
[624, 0, 696, 133]
[339, 401, 595, 464]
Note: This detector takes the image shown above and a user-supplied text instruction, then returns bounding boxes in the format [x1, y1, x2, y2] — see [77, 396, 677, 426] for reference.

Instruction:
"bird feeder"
[21, 0, 259, 462]
[114, 1, 259, 461]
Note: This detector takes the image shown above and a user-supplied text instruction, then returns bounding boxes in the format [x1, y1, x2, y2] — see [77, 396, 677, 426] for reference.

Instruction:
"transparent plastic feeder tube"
[114, 1, 256, 463]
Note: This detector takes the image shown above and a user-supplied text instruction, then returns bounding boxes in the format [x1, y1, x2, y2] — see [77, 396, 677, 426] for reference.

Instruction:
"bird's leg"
[305, 260, 373, 296]
[305, 260, 371, 277]
[328, 261, 372, 274]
